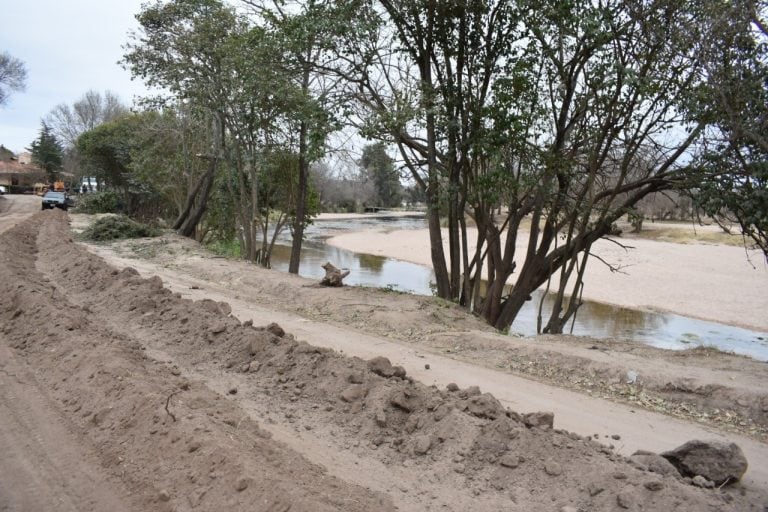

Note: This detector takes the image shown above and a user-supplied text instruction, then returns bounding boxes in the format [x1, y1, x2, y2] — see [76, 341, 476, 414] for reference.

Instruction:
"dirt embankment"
[78, 222, 768, 441]
[1, 210, 767, 509]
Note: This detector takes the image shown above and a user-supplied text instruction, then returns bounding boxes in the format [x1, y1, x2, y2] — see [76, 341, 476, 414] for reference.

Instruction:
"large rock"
[661, 440, 748, 486]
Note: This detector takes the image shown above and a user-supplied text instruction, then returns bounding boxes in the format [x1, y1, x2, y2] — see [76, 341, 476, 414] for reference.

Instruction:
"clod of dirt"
[644, 479, 665, 491]
[616, 488, 638, 509]
[368, 356, 406, 379]
[544, 460, 563, 476]
[463, 393, 505, 420]
[630, 450, 680, 477]
[235, 478, 250, 492]
[340, 385, 367, 402]
[661, 439, 748, 486]
[523, 411, 555, 430]
[198, 299, 232, 316]
[692, 475, 715, 488]
[499, 453, 521, 468]
[264, 322, 285, 338]
[210, 322, 227, 335]
[412, 434, 433, 455]
[389, 389, 420, 413]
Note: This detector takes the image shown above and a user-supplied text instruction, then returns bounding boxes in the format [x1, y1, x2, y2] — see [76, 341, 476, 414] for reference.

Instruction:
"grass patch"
[206, 238, 242, 258]
[81, 214, 158, 241]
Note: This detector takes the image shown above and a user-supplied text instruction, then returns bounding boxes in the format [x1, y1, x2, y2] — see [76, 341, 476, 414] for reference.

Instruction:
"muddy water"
[270, 216, 768, 361]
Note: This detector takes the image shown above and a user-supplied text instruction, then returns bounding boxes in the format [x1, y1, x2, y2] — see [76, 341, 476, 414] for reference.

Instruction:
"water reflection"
[269, 241, 433, 295]
[266, 216, 768, 361]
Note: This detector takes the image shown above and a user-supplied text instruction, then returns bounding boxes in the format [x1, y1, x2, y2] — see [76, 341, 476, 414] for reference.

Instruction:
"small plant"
[379, 283, 408, 294]
[74, 191, 121, 214]
[81, 214, 158, 241]
[206, 238, 242, 258]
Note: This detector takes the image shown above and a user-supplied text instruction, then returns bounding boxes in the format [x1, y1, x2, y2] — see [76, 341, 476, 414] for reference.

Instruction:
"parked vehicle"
[41, 191, 74, 211]
[0, 185, 6, 194]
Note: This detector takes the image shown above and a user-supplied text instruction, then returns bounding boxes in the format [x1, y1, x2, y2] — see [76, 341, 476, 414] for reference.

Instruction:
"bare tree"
[46, 90, 128, 148]
[0, 51, 27, 106]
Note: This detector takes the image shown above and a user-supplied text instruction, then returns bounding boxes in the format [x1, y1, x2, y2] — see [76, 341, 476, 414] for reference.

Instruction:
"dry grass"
[626, 225, 746, 247]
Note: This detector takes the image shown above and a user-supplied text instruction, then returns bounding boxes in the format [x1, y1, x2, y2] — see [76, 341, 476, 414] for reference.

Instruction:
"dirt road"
[2, 195, 767, 511]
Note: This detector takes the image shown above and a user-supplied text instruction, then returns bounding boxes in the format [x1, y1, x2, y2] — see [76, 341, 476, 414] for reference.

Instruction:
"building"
[0, 158, 46, 193]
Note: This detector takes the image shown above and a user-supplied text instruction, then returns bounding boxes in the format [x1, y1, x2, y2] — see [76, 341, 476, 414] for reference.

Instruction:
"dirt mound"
[1, 210, 766, 510]
[0, 210, 393, 512]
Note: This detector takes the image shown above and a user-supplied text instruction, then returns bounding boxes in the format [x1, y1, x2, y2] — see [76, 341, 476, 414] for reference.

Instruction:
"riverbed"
[270, 214, 768, 360]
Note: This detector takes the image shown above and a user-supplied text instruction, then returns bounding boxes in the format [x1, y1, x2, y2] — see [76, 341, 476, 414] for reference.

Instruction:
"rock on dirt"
[661, 440, 748, 486]
[368, 356, 407, 379]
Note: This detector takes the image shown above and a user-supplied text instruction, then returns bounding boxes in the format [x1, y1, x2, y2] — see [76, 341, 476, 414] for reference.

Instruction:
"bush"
[81, 214, 158, 241]
[74, 191, 121, 214]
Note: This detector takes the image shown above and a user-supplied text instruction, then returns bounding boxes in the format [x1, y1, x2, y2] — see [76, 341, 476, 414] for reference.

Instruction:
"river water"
[269, 215, 768, 361]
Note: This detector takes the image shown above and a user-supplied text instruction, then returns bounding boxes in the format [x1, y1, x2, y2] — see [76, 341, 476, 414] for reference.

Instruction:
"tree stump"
[320, 262, 350, 287]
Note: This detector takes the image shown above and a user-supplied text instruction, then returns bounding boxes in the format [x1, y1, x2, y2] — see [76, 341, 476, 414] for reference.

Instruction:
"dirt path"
[2, 197, 767, 510]
[0, 342, 137, 512]
[0, 194, 39, 234]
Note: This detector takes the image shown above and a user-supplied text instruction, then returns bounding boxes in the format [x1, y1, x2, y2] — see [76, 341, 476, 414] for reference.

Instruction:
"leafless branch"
[591, 253, 631, 275]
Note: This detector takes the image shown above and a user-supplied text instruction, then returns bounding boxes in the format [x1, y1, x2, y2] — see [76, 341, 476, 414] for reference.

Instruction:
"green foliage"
[76, 114, 142, 191]
[687, 3, 768, 259]
[360, 143, 402, 207]
[74, 191, 121, 214]
[206, 237, 242, 258]
[81, 215, 158, 241]
[28, 122, 63, 180]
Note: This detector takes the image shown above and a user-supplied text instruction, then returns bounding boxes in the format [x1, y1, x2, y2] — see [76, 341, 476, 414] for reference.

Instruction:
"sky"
[0, 0, 150, 153]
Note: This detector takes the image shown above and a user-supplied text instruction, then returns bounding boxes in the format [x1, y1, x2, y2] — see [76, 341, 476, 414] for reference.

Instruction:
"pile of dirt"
[77, 226, 768, 440]
[2, 209, 762, 510]
[0, 210, 394, 512]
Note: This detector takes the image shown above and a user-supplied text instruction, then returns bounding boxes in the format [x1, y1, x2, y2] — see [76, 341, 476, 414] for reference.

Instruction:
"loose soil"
[2, 195, 767, 511]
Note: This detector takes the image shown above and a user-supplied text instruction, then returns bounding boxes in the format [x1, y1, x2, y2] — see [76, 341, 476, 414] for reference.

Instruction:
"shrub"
[81, 214, 158, 241]
[74, 191, 121, 214]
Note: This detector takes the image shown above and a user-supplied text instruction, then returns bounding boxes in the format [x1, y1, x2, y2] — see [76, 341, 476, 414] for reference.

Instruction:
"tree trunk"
[175, 115, 222, 238]
[289, 119, 309, 275]
[177, 161, 216, 237]
[289, 41, 314, 275]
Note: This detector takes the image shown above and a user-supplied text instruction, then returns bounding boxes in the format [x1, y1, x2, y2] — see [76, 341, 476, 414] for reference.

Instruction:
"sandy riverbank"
[326, 226, 768, 332]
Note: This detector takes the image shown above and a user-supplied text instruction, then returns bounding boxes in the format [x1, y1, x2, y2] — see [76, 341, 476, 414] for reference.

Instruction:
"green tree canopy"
[29, 122, 63, 180]
[689, 1, 768, 260]
[360, 143, 402, 208]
